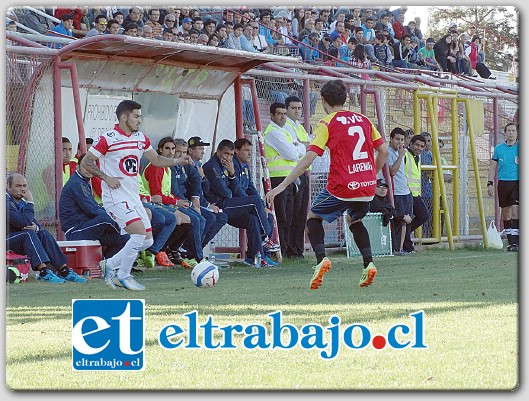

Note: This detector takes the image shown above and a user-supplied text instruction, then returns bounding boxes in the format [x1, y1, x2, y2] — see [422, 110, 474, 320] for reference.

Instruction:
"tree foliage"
[425, 6, 518, 72]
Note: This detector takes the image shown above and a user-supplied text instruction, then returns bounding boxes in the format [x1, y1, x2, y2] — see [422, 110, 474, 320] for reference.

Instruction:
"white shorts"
[104, 200, 152, 235]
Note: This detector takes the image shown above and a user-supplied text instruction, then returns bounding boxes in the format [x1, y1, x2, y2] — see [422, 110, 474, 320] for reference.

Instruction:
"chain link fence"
[6, 50, 56, 229]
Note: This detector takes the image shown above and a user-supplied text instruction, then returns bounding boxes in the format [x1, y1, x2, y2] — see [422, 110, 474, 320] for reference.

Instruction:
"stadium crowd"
[7, 5, 495, 78]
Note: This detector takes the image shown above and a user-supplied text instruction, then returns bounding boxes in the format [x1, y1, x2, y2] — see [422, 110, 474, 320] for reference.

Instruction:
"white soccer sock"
[139, 236, 154, 251]
[115, 234, 145, 280]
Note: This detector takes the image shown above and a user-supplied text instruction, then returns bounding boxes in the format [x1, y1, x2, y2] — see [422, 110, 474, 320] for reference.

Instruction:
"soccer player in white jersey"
[81, 100, 192, 290]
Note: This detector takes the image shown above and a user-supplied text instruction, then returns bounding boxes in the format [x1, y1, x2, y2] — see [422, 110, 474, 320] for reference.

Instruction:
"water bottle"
[254, 252, 261, 268]
[209, 241, 216, 263]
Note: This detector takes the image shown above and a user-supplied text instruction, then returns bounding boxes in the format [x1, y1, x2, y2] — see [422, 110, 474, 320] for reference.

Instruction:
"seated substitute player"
[7, 173, 87, 283]
[203, 139, 278, 267]
[233, 137, 278, 266]
[266, 79, 389, 289]
[59, 153, 130, 259]
[81, 100, 192, 291]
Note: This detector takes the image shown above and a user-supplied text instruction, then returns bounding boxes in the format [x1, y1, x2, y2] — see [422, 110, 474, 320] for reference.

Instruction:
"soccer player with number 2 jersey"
[266, 80, 389, 290]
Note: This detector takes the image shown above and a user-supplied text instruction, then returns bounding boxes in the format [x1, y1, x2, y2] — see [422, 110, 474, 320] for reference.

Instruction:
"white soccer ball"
[191, 261, 219, 288]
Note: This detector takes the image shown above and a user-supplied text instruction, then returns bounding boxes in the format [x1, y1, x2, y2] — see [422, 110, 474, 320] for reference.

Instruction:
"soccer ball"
[191, 261, 219, 288]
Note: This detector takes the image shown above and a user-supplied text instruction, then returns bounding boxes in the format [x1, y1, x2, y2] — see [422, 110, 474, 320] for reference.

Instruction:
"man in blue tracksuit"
[59, 154, 130, 258]
[174, 138, 228, 248]
[233, 138, 278, 266]
[203, 139, 279, 267]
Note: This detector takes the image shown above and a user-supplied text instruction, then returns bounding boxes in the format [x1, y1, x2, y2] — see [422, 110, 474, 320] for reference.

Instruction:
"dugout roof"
[56, 34, 296, 98]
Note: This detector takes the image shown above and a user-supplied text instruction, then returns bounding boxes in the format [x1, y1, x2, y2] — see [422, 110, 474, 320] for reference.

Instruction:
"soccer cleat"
[507, 244, 519, 252]
[113, 276, 145, 291]
[359, 262, 378, 287]
[310, 258, 332, 290]
[63, 268, 88, 283]
[140, 251, 155, 269]
[262, 238, 280, 252]
[182, 258, 197, 268]
[263, 255, 278, 266]
[155, 251, 175, 267]
[38, 268, 65, 283]
[242, 258, 261, 268]
[99, 260, 117, 289]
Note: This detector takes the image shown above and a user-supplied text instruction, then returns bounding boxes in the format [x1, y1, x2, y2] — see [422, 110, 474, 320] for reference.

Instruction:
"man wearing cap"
[48, 13, 74, 49]
[178, 17, 193, 34]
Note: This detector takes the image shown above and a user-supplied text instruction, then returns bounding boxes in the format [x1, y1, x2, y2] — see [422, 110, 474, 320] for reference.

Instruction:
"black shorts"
[497, 180, 519, 208]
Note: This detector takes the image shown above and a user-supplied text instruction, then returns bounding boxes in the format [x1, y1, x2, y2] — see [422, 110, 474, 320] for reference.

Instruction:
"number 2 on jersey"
[348, 126, 368, 160]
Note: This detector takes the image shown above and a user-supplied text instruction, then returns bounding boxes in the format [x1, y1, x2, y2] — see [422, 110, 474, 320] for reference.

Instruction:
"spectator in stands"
[275, 13, 293, 46]
[391, 6, 408, 22]
[226, 23, 243, 50]
[203, 19, 216, 36]
[207, 33, 220, 47]
[375, 12, 395, 40]
[360, 8, 374, 25]
[298, 17, 314, 40]
[216, 23, 228, 47]
[434, 33, 457, 73]
[124, 23, 139, 37]
[337, 37, 356, 66]
[60, 153, 129, 259]
[145, 8, 163, 38]
[313, 18, 324, 39]
[162, 28, 175, 42]
[196, 33, 208, 45]
[48, 13, 74, 49]
[318, 9, 331, 35]
[263, 102, 304, 256]
[141, 24, 153, 39]
[392, 13, 406, 41]
[15, 6, 53, 34]
[85, 14, 107, 37]
[179, 6, 190, 25]
[162, 13, 176, 31]
[466, 35, 482, 74]
[374, 33, 393, 68]
[392, 34, 413, 68]
[318, 34, 332, 62]
[405, 20, 423, 47]
[418, 38, 442, 71]
[329, 10, 346, 32]
[300, 32, 322, 63]
[361, 17, 377, 60]
[192, 17, 204, 33]
[7, 173, 87, 283]
[240, 23, 258, 52]
[330, 20, 347, 45]
[107, 19, 120, 35]
[123, 7, 144, 29]
[55, 7, 84, 38]
[189, 30, 199, 44]
[349, 8, 362, 28]
[233, 137, 279, 266]
[252, 22, 269, 52]
[112, 11, 124, 30]
[179, 17, 193, 34]
[291, 8, 305, 38]
[203, 139, 278, 267]
[388, 127, 413, 254]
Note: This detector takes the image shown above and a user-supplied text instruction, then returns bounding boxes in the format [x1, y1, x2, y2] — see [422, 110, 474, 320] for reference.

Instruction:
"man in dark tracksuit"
[172, 138, 227, 248]
[7, 173, 86, 283]
[203, 139, 278, 266]
[234, 138, 278, 266]
[59, 155, 129, 258]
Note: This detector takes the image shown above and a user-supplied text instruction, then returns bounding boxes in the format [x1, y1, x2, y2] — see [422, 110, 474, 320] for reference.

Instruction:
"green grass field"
[5, 247, 518, 391]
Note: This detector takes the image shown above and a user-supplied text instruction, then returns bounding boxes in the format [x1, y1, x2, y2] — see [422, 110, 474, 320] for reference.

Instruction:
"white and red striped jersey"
[88, 124, 153, 206]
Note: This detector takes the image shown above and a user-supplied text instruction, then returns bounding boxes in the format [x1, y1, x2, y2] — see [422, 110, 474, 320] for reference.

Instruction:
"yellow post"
[451, 97, 460, 237]
[463, 99, 489, 248]
[427, 95, 454, 250]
